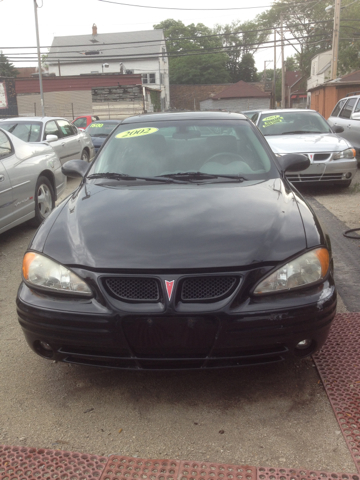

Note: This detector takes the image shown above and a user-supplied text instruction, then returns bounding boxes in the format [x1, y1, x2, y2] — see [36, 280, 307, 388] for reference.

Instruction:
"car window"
[0, 122, 42, 142]
[44, 121, 61, 139]
[331, 99, 347, 117]
[251, 113, 259, 123]
[86, 122, 119, 137]
[57, 120, 75, 137]
[73, 117, 87, 128]
[339, 98, 357, 119]
[257, 112, 331, 136]
[0, 130, 13, 158]
[91, 120, 276, 181]
[353, 99, 360, 114]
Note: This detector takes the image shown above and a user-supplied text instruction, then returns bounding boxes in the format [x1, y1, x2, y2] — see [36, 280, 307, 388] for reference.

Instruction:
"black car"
[85, 120, 122, 155]
[17, 112, 336, 370]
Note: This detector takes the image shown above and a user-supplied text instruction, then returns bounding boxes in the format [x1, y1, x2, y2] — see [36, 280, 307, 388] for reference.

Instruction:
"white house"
[47, 25, 170, 110]
[307, 51, 332, 91]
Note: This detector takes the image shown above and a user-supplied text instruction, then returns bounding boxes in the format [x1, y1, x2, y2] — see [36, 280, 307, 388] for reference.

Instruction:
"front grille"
[104, 277, 160, 302]
[313, 153, 331, 161]
[287, 173, 343, 182]
[181, 276, 237, 301]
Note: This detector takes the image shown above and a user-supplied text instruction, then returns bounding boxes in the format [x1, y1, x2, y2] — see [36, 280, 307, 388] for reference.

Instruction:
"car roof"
[89, 119, 122, 124]
[122, 111, 248, 124]
[0, 117, 68, 122]
[256, 109, 318, 114]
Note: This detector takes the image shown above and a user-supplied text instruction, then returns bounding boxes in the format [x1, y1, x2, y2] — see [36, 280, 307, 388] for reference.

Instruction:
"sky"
[0, 0, 291, 72]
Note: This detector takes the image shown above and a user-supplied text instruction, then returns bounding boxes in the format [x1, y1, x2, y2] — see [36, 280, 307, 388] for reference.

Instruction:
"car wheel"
[81, 149, 90, 162]
[30, 176, 55, 227]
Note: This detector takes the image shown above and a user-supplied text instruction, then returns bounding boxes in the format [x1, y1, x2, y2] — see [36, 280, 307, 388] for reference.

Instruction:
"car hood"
[265, 133, 351, 154]
[41, 179, 309, 270]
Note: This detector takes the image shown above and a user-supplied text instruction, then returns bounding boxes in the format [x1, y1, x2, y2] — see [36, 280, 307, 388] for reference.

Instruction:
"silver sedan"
[0, 117, 95, 164]
[0, 128, 66, 234]
[251, 109, 357, 187]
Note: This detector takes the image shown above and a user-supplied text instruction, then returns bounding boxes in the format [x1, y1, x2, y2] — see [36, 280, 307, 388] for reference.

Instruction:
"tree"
[154, 19, 231, 84]
[214, 21, 269, 82]
[285, 55, 299, 72]
[237, 53, 258, 82]
[256, 0, 360, 77]
[0, 52, 19, 78]
[170, 53, 230, 84]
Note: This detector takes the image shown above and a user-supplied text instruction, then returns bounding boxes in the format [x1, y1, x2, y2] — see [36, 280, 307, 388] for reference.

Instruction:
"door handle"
[61, 142, 66, 146]
[0, 175, 4, 182]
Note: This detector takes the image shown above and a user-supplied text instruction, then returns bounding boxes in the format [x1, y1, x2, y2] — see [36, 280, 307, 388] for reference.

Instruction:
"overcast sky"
[0, 0, 290, 72]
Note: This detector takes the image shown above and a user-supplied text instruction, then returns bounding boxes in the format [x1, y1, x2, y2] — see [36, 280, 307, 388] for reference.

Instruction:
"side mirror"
[351, 112, 360, 121]
[46, 134, 58, 142]
[62, 159, 89, 178]
[332, 125, 344, 133]
[277, 153, 310, 173]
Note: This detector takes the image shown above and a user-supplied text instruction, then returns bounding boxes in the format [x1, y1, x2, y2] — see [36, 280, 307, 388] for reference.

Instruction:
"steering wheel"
[204, 152, 245, 165]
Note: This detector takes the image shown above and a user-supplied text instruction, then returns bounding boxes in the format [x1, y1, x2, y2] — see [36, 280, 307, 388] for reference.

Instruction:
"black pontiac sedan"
[17, 112, 336, 370]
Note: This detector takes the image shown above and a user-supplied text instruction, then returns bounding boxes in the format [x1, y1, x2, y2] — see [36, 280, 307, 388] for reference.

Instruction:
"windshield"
[86, 122, 119, 137]
[257, 112, 332, 136]
[0, 121, 42, 142]
[89, 119, 277, 181]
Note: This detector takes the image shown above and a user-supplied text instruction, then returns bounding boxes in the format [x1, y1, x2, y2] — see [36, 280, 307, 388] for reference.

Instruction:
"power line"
[6, 36, 348, 65]
[1, 19, 347, 52]
[97, 0, 320, 10]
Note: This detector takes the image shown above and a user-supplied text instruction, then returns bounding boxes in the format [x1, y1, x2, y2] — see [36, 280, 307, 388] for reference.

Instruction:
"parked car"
[327, 94, 360, 156]
[85, 120, 122, 155]
[0, 128, 66, 234]
[17, 111, 336, 370]
[251, 109, 357, 187]
[72, 115, 100, 131]
[0, 117, 95, 164]
[241, 109, 264, 119]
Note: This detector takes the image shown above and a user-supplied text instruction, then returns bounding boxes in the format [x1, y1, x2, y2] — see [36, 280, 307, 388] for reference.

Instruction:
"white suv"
[328, 94, 360, 157]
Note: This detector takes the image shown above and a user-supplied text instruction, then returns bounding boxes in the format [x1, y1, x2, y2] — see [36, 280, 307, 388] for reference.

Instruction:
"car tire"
[81, 149, 90, 162]
[30, 176, 55, 227]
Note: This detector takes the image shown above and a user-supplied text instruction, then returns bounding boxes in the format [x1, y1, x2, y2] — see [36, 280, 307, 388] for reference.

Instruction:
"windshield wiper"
[87, 172, 187, 184]
[281, 130, 324, 135]
[158, 171, 247, 182]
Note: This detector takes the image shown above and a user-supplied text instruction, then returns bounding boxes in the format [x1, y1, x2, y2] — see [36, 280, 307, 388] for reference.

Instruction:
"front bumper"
[286, 158, 357, 184]
[17, 273, 337, 370]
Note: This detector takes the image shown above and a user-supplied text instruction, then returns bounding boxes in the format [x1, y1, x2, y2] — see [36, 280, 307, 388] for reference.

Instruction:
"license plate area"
[122, 316, 218, 358]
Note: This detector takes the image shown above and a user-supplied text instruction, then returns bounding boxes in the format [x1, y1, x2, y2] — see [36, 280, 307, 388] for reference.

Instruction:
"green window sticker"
[262, 115, 284, 128]
[90, 123, 104, 128]
[116, 127, 159, 139]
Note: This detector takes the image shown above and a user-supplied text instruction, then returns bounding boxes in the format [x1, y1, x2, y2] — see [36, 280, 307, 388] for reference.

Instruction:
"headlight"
[22, 252, 92, 296]
[332, 148, 356, 160]
[254, 248, 330, 295]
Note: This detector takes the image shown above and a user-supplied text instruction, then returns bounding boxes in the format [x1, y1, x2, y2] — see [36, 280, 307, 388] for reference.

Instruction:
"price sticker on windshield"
[90, 123, 104, 128]
[116, 127, 159, 139]
[262, 115, 284, 128]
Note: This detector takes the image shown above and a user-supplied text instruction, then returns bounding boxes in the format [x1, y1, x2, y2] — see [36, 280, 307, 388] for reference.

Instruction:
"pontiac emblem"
[165, 280, 175, 301]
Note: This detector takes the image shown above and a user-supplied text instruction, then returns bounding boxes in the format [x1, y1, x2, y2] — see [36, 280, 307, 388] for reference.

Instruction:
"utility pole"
[280, 14, 286, 108]
[33, 0, 45, 116]
[331, 0, 341, 79]
[273, 30, 276, 109]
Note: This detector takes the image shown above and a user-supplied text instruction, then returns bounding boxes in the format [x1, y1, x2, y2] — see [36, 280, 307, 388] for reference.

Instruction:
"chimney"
[92, 24, 97, 35]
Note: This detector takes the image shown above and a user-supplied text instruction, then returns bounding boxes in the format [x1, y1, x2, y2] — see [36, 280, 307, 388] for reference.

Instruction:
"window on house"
[142, 73, 156, 84]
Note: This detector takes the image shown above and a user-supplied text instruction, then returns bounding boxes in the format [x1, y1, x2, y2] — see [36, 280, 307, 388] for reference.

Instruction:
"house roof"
[285, 71, 304, 88]
[47, 29, 165, 64]
[338, 70, 360, 82]
[212, 81, 270, 99]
